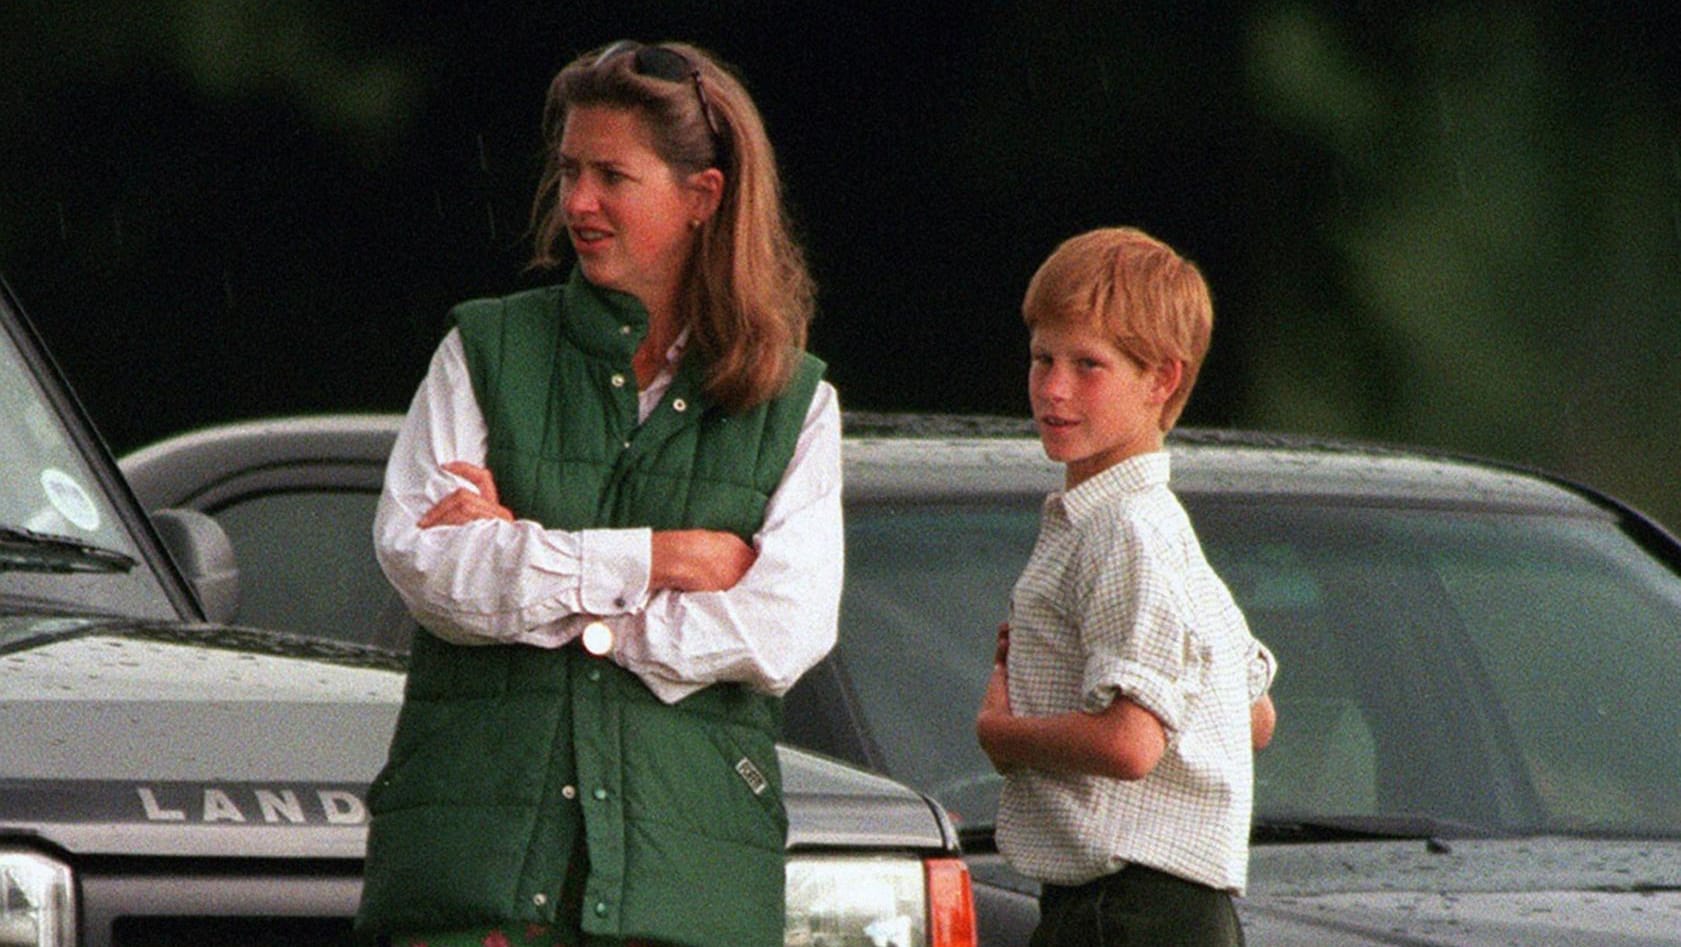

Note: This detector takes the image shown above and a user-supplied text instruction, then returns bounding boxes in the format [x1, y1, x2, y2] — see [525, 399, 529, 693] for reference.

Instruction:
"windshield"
[0, 318, 176, 622]
[838, 495, 1681, 839]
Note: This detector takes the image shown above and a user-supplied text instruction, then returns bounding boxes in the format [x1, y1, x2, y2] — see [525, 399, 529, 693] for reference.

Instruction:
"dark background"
[3, 2, 1679, 528]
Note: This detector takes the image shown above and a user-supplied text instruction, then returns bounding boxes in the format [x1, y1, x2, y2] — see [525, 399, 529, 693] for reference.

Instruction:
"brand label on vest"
[735, 757, 768, 796]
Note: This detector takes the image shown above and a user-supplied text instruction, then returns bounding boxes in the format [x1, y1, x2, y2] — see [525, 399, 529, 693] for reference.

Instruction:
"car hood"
[1248, 838, 1681, 944]
[1242, 889, 1681, 945]
[969, 839, 1681, 945]
[0, 616, 948, 859]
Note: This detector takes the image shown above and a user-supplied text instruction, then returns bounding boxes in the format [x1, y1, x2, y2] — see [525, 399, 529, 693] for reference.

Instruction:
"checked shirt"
[996, 451, 1275, 893]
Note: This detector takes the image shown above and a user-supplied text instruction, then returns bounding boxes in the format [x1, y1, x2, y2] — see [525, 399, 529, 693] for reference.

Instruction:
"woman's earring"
[688, 218, 702, 230]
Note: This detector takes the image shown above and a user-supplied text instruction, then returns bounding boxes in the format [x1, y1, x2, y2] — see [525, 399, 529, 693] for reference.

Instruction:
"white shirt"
[997, 451, 1276, 893]
[373, 328, 844, 704]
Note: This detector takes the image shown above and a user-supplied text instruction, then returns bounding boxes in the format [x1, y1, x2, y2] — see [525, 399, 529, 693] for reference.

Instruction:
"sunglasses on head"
[595, 40, 724, 147]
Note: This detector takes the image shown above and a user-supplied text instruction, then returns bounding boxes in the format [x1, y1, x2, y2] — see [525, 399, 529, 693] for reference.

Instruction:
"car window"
[0, 318, 176, 621]
[209, 489, 412, 649]
[1198, 505, 1468, 822]
[836, 502, 1040, 829]
[1417, 513, 1681, 833]
[838, 493, 1681, 840]
[1198, 500, 1681, 836]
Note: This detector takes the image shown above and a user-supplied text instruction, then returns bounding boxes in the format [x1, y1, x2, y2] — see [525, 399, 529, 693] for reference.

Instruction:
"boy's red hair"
[1022, 227, 1213, 430]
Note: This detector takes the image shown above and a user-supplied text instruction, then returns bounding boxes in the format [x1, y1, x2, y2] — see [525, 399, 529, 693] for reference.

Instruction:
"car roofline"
[120, 412, 1658, 526]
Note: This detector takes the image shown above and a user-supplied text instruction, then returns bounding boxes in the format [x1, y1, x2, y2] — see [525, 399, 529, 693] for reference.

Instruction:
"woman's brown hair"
[529, 41, 815, 413]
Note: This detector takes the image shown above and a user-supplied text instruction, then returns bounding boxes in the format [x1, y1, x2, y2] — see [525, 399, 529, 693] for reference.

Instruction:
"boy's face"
[1028, 320, 1178, 489]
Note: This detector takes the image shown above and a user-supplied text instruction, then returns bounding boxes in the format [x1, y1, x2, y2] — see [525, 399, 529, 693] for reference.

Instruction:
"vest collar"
[559, 265, 655, 362]
[558, 266, 722, 429]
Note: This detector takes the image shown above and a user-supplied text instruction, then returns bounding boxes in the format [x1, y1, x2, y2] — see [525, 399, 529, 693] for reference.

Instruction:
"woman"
[355, 40, 843, 947]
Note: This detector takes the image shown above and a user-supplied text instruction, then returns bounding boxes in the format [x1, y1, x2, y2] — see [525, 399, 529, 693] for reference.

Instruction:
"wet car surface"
[122, 412, 1681, 945]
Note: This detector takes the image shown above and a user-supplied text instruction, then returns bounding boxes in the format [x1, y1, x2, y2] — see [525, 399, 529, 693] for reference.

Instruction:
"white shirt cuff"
[577, 527, 651, 614]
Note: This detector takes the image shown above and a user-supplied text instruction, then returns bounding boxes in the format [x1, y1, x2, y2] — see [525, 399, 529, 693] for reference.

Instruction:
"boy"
[976, 227, 1277, 946]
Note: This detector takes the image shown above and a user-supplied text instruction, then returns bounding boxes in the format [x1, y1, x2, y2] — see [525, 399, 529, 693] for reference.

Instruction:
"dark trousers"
[1031, 864, 1244, 947]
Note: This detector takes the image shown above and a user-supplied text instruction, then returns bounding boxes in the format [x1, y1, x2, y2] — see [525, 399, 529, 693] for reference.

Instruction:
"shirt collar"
[663, 326, 691, 370]
[1055, 450, 1171, 524]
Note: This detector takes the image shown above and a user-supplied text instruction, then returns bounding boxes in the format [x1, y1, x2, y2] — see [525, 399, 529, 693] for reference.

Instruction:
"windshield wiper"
[957, 824, 998, 852]
[1253, 814, 1499, 850]
[0, 525, 136, 574]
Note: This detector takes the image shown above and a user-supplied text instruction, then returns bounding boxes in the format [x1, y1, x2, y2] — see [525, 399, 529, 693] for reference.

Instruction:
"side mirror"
[149, 508, 240, 624]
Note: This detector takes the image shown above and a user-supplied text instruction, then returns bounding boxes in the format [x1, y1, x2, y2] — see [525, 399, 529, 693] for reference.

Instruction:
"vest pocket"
[710, 723, 786, 823]
[372, 691, 568, 815]
[620, 706, 787, 849]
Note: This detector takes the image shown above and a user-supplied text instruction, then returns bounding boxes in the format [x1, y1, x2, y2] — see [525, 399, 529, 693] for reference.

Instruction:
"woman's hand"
[650, 529, 757, 592]
[417, 462, 514, 528]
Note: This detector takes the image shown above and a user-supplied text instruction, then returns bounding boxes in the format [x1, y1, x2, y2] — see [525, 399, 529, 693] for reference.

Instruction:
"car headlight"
[786, 854, 976, 947]
[0, 851, 74, 947]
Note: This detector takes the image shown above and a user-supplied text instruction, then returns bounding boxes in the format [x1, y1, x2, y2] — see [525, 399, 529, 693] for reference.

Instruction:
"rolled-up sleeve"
[1077, 526, 1190, 734]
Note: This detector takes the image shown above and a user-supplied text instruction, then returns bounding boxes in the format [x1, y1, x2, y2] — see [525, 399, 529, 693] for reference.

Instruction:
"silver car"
[122, 412, 1681, 945]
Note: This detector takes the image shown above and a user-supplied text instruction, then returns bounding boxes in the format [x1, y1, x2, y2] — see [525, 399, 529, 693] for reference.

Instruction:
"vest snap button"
[610, 373, 626, 388]
[672, 398, 687, 412]
[562, 785, 577, 800]
[620, 324, 632, 334]
[594, 901, 610, 917]
[593, 787, 608, 801]
[533, 892, 548, 906]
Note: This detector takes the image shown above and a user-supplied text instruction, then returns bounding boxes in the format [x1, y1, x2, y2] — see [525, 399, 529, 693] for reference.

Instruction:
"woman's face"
[557, 105, 714, 316]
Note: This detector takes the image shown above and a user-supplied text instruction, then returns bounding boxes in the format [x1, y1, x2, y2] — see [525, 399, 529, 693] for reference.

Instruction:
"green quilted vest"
[357, 269, 825, 947]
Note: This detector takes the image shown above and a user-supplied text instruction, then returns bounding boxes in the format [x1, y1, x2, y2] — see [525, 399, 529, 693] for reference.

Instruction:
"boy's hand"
[993, 621, 1011, 666]
[976, 663, 1017, 773]
[1251, 693, 1277, 750]
[980, 663, 1011, 716]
